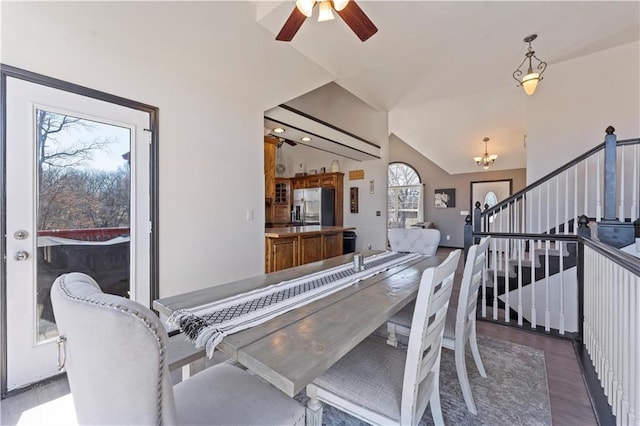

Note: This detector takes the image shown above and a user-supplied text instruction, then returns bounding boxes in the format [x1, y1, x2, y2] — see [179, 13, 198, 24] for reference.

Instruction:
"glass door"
[5, 76, 151, 391]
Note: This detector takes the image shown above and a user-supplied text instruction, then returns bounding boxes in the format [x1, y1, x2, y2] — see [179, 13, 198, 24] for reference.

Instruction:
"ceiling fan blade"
[336, 0, 378, 42]
[276, 7, 307, 41]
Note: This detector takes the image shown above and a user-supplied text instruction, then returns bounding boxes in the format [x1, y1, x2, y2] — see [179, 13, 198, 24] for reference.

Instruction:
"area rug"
[294, 335, 552, 426]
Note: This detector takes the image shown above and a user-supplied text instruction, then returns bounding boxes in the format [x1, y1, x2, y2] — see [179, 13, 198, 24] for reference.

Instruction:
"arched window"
[483, 191, 499, 209]
[388, 162, 424, 229]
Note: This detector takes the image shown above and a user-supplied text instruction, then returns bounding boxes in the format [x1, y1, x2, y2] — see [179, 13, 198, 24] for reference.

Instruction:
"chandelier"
[512, 34, 547, 96]
[474, 137, 498, 169]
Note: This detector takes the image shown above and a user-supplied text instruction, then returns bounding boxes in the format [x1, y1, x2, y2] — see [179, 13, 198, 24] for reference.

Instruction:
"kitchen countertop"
[265, 225, 355, 238]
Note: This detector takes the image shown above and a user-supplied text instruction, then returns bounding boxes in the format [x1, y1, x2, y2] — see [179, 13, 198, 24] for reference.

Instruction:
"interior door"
[5, 76, 151, 391]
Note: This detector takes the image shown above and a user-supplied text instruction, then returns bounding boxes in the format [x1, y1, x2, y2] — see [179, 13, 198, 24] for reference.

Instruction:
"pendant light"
[512, 34, 547, 96]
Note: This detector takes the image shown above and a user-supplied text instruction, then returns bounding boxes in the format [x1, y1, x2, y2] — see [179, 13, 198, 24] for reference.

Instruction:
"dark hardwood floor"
[438, 247, 598, 426]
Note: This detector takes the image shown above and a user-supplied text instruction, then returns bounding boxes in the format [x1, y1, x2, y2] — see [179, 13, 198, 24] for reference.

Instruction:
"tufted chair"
[388, 228, 441, 256]
[386, 237, 491, 414]
[305, 250, 461, 426]
[51, 272, 305, 426]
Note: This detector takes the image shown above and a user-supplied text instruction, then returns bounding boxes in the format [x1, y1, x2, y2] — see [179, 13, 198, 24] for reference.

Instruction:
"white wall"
[526, 41, 640, 183]
[1, 2, 334, 297]
[281, 83, 390, 251]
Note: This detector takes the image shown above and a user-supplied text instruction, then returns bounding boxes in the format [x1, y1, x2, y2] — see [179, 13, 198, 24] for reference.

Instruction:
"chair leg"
[455, 345, 478, 415]
[386, 322, 398, 347]
[305, 386, 323, 426]
[429, 374, 445, 426]
[469, 324, 487, 377]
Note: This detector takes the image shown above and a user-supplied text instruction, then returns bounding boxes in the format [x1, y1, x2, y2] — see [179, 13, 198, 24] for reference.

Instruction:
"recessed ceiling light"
[273, 127, 285, 134]
[301, 136, 312, 142]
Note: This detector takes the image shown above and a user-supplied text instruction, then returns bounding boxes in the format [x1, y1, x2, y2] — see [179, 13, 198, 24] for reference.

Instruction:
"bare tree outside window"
[388, 163, 423, 228]
[37, 110, 131, 231]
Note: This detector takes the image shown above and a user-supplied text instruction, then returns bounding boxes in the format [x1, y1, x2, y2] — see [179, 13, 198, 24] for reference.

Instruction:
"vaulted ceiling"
[256, 1, 640, 174]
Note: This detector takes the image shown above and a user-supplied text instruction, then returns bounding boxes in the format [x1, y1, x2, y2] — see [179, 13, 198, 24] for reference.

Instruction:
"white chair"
[386, 227, 440, 345]
[386, 237, 491, 414]
[388, 228, 441, 256]
[305, 250, 461, 426]
[51, 272, 305, 425]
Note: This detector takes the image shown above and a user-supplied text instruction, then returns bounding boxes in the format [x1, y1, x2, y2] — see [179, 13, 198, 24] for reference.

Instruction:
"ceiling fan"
[276, 0, 378, 42]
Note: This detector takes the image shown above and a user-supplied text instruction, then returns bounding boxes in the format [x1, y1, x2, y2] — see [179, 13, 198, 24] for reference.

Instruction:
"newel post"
[464, 215, 473, 260]
[473, 201, 482, 237]
[597, 126, 635, 247]
[603, 126, 617, 221]
[577, 215, 591, 238]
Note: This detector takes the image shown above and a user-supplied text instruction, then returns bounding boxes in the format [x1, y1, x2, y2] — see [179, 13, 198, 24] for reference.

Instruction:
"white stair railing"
[583, 241, 640, 426]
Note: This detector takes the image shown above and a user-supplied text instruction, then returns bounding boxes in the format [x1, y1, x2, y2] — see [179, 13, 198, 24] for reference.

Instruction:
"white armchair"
[51, 272, 305, 425]
[388, 228, 441, 256]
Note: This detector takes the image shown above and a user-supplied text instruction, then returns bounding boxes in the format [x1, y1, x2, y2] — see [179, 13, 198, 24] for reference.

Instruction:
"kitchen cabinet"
[264, 137, 277, 202]
[265, 236, 298, 273]
[300, 234, 323, 265]
[273, 178, 291, 224]
[265, 226, 355, 273]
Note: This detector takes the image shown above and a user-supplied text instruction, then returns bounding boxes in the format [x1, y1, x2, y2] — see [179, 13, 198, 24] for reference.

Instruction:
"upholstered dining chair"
[305, 250, 461, 426]
[51, 272, 305, 426]
[386, 236, 491, 415]
[388, 228, 441, 256]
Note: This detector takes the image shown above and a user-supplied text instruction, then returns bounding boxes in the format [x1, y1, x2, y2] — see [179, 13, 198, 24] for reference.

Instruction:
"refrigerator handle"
[302, 201, 306, 225]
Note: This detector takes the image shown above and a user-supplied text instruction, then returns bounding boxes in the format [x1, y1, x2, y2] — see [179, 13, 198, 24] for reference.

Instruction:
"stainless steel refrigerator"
[292, 188, 335, 226]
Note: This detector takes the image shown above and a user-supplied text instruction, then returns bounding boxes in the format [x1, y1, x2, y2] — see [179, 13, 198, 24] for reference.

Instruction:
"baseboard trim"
[573, 342, 616, 426]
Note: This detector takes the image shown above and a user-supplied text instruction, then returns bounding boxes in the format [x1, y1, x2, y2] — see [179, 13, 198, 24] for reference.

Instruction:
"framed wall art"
[434, 188, 455, 208]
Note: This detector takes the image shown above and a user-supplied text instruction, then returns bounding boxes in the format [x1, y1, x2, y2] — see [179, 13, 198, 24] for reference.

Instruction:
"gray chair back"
[51, 272, 178, 425]
[388, 228, 441, 256]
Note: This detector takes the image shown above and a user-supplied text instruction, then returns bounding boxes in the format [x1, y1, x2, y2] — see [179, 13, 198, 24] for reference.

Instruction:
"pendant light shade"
[296, 0, 315, 17]
[318, 1, 335, 21]
[332, 0, 349, 11]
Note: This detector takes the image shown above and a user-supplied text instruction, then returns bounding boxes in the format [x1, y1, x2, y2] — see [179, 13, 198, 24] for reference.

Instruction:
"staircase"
[465, 127, 640, 335]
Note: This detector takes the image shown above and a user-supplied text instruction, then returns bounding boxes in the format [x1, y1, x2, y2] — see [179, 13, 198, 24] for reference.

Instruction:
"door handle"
[13, 251, 29, 261]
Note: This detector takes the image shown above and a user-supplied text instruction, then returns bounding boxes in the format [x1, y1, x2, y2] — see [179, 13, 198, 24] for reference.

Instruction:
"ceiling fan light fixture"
[318, 1, 335, 22]
[332, 0, 349, 11]
[295, 0, 315, 17]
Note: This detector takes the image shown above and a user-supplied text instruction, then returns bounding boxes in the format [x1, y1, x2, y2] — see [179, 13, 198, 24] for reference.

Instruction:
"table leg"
[305, 385, 323, 426]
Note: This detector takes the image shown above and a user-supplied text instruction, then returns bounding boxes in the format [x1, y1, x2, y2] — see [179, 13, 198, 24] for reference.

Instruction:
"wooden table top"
[153, 251, 440, 397]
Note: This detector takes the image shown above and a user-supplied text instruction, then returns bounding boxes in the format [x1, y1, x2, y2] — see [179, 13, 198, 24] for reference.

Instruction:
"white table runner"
[168, 251, 422, 356]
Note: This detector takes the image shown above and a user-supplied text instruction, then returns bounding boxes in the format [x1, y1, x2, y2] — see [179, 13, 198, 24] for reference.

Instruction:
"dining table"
[153, 250, 441, 398]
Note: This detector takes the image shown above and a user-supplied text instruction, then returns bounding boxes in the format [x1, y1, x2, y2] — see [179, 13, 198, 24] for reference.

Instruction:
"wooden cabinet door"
[321, 175, 337, 188]
[306, 176, 321, 188]
[273, 205, 291, 224]
[264, 139, 276, 201]
[267, 237, 297, 273]
[293, 178, 306, 190]
[300, 234, 323, 265]
[322, 233, 343, 259]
